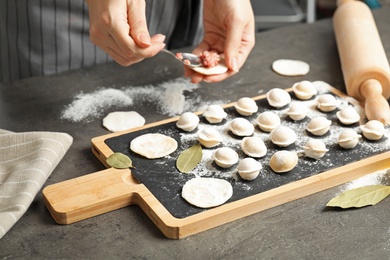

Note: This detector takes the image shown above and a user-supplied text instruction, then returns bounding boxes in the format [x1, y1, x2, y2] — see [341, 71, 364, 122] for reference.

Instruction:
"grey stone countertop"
[1, 7, 389, 260]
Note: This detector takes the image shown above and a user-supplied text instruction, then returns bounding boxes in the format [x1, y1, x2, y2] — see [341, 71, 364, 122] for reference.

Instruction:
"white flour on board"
[61, 78, 224, 123]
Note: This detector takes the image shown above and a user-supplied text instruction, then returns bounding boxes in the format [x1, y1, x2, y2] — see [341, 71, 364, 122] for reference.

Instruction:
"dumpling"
[269, 151, 298, 173]
[302, 139, 328, 159]
[234, 97, 258, 116]
[292, 80, 317, 100]
[240, 136, 267, 158]
[306, 116, 332, 136]
[256, 111, 281, 132]
[237, 158, 262, 181]
[336, 106, 360, 125]
[338, 129, 361, 149]
[317, 94, 338, 112]
[229, 118, 254, 137]
[198, 128, 223, 148]
[266, 88, 291, 108]
[203, 105, 227, 124]
[176, 112, 200, 132]
[360, 120, 385, 141]
[212, 147, 239, 168]
[269, 126, 297, 147]
[286, 102, 308, 121]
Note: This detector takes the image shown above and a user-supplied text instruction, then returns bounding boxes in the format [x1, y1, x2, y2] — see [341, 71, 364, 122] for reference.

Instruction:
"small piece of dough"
[103, 111, 145, 132]
[181, 177, 233, 208]
[191, 60, 228, 75]
[272, 59, 310, 76]
[130, 133, 178, 159]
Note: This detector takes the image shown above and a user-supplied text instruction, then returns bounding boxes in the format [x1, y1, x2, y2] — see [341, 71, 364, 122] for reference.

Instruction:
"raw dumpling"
[336, 106, 360, 125]
[103, 111, 145, 132]
[212, 147, 239, 168]
[237, 158, 262, 181]
[176, 112, 200, 132]
[269, 126, 297, 147]
[317, 94, 338, 112]
[198, 128, 223, 148]
[181, 177, 233, 208]
[234, 97, 258, 116]
[286, 102, 307, 121]
[229, 118, 254, 137]
[306, 116, 332, 136]
[257, 111, 281, 132]
[269, 151, 298, 173]
[360, 120, 385, 141]
[338, 129, 361, 149]
[240, 136, 267, 158]
[267, 88, 291, 108]
[203, 105, 227, 124]
[130, 133, 178, 159]
[292, 81, 317, 100]
[302, 139, 328, 159]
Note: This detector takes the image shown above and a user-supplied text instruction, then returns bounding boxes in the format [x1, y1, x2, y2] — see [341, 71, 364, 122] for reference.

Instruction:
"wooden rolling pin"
[333, 0, 390, 125]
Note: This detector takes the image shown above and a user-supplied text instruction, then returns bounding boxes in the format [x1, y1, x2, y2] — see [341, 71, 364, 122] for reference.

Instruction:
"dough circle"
[130, 133, 178, 159]
[103, 111, 145, 132]
[272, 59, 310, 76]
[181, 177, 233, 208]
[191, 60, 228, 75]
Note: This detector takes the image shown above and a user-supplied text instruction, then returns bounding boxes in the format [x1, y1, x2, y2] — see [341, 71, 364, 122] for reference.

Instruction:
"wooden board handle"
[43, 168, 143, 224]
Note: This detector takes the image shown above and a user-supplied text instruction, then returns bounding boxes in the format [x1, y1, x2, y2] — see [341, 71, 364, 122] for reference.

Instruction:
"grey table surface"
[1, 7, 390, 260]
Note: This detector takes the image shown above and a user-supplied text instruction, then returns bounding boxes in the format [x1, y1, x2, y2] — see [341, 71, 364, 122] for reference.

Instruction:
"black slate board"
[104, 91, 389, 218]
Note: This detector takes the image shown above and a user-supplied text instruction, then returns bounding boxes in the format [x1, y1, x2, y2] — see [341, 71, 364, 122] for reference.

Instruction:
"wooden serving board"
[43, 85, 390, 239]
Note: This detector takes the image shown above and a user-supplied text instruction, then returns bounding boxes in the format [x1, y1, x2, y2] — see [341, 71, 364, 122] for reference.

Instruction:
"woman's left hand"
[185, 0, 255, 83]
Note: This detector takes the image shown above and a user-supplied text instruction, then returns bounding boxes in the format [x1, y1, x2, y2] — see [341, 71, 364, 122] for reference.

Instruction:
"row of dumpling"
[175, 82, 386, 181]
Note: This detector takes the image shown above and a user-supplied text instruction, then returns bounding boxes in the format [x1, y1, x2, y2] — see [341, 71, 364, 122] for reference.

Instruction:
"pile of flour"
[61, 78, 222, 123]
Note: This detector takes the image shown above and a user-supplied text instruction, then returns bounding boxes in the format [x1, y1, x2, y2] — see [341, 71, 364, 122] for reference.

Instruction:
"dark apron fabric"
[0, 0, 203, 82]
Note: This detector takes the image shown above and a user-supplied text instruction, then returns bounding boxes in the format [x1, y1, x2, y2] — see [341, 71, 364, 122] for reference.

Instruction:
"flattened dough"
[130, 133, 178, 159]
[181, 177, 233, 208]
[103, 111, 145, 132]
[191, 60, 228, 75]
[272, 59, 310, 76]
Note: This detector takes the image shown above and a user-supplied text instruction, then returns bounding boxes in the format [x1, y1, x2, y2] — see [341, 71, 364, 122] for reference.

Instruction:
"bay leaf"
[176, 143, 202, 173]
[106, 152, 134, 169]
[326, 185, 390, 209]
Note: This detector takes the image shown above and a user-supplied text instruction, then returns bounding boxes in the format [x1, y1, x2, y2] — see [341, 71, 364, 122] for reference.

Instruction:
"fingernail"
[231, 57, 239, 72]
[139, 33, 151, 46]
[157, 35, 166, 42]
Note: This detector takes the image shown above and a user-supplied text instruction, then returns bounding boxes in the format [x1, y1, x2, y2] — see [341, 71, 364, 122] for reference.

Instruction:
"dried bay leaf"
[176, 143, 202, 173]
[326, 185, 390, 209]
[106, 152, 134, 169]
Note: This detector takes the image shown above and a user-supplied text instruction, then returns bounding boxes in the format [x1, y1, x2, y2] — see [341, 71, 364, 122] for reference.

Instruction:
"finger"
[191, 41, 211, 56]
[224, 21, 246, 72]
[127, 0, 151, 48]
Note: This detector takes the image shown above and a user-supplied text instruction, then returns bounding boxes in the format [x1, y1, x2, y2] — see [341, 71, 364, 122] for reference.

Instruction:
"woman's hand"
[185, 0, 255, 83]
[86, 0, 166, 66]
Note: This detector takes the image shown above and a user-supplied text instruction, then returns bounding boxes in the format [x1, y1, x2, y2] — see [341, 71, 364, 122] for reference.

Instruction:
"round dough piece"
[130, 133, 178, 159]
[191, 60, 228, 75]
[181, 177, 233, 208]
[272, 59, 310, 76]
[103, 111, 145, 132]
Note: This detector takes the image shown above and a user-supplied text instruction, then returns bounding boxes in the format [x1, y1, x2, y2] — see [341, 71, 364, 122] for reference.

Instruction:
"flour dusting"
[61, 78, 221, 123]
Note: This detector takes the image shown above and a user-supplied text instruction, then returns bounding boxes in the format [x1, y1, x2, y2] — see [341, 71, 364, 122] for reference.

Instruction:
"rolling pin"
[333, 0, 390, 125]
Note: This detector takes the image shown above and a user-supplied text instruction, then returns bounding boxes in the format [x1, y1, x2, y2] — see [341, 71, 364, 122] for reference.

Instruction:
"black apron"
[0, 0, 202, 82]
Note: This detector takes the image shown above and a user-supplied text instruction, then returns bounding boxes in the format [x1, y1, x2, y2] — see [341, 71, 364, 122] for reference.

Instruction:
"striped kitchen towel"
[0, 130, 73, 239]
